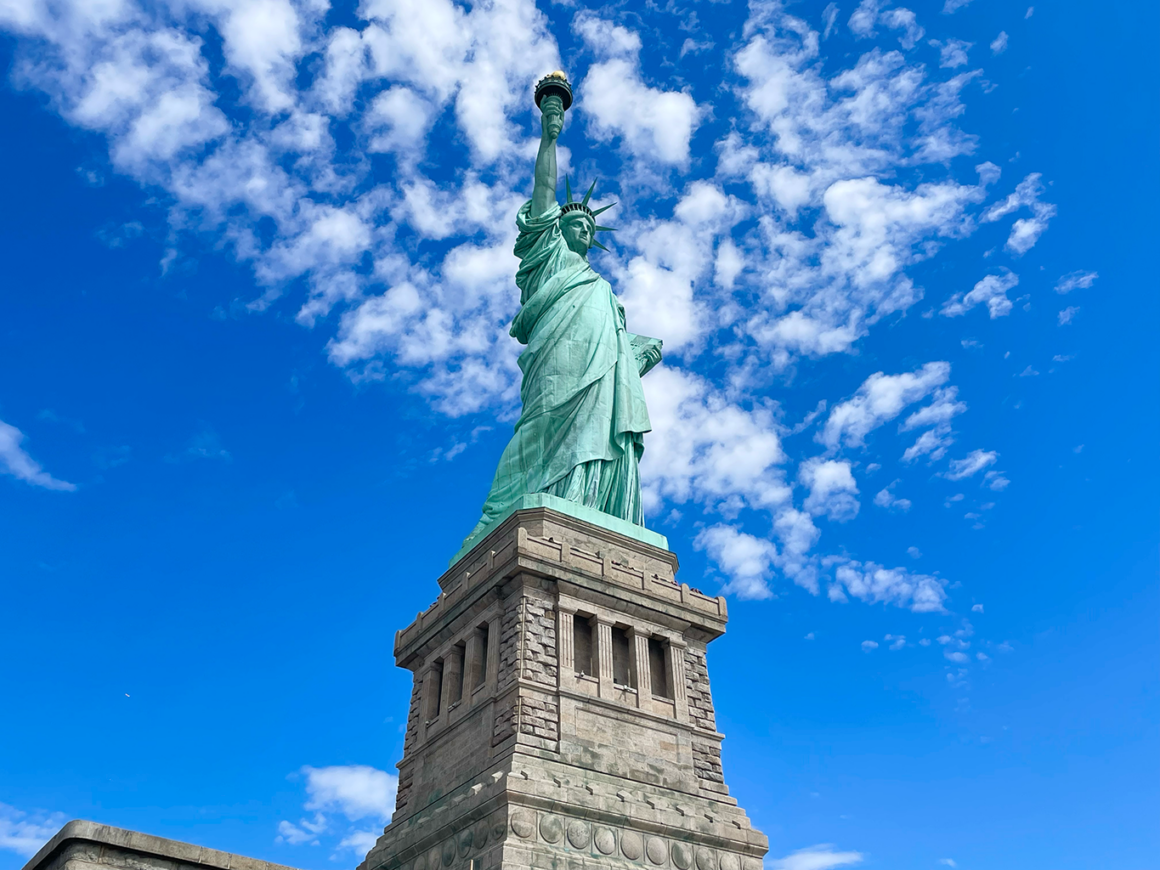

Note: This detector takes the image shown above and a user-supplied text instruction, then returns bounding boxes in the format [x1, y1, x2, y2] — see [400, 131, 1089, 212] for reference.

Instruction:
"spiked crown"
[560, 177, 616, 252]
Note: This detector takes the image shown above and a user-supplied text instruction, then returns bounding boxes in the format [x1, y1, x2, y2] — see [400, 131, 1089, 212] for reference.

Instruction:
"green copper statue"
[462, 72, 663, 547]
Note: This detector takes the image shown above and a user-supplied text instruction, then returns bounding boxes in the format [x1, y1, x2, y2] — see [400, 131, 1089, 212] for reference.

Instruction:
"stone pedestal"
[361, 506, 767, 870]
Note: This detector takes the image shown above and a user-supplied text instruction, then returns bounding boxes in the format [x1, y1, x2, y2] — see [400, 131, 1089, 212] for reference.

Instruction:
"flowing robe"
[465, 201, 653, 542]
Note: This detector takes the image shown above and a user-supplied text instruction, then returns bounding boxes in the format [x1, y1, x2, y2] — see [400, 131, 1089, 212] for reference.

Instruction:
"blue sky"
[0, 0, 1156, 869]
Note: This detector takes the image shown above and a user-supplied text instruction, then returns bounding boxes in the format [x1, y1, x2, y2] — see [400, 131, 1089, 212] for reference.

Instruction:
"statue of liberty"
[462, 72, 663, 549]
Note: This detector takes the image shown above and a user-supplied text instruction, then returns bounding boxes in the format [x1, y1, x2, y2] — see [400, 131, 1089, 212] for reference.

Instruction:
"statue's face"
[561, 214, 594, 257]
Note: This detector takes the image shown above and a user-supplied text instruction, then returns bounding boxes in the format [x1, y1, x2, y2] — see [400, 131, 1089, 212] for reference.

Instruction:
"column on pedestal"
[668, 638, 690, 724]
[556, 602, 576, 690]
[463, 630, 482, 699]
[595, 618, 614, 698]
[631, 629, 652, 710]
[420, 661, 444, 739]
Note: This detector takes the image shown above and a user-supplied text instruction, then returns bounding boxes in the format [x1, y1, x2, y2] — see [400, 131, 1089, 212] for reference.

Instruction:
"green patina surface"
[459, 74, 664, 558]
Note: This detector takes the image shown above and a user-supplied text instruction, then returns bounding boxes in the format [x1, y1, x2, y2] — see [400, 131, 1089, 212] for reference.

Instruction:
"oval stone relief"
[412, 854, 426, 870]
[594, 828, 616, 856]
[458, 830, 473, 857]
[492, 812, 507, 842]
[742, 859, 762, 870]
[539, 814, 564, 844]
[510, 811, 535, 840]
[566, 820, 590, 849]
[441, 841, 456, 867]
[719, 854, 739, 870]
[621, 831, 644, 861]
[696, 848, 717, 870]
[671, 842, 692, 870]
[646, 837, 669, 865]
[474, 820, 490, 850]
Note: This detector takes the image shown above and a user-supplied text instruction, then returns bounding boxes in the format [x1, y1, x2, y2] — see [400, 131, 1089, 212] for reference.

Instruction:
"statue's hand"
[540, 95, 564, 141]
[639, 344, 663, 375]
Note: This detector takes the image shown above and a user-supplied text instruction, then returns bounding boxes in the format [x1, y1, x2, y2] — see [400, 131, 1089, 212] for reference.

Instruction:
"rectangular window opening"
[573, 614, 594, 676]
[649, 637, 672, 699]
[473, 623, 490, 689]
[611, 626, 633, 687]
[426, 659, 444, 721]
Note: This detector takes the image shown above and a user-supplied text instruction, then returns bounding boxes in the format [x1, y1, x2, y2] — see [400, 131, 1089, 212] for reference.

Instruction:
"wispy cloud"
[278, 765, 397, 857]
[768, 844, 864, 870]
[0, 803, 66, 858]
[0, 419, 76, 492]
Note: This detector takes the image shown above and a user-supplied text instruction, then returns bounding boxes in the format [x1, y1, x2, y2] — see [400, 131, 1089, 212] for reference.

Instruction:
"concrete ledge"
[23, 821, 303, 870]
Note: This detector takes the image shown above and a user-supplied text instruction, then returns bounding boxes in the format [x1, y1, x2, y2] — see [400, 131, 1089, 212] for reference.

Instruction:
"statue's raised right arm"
[531, 94, 563, 218]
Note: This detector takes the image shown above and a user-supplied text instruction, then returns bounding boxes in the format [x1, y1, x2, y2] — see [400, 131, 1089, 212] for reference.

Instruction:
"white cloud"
[819, 362, 950, 449]
[847, 1, 879, 38]
[695, 524, 778, 600]
[902, 427, 952, 463]
[1055, 270, 1097, 293]
[768, 845, 863, 870]
[861, 640, 879, 651]
[0, 419, 76, 491]
[873, 481, 911, 511]
[939, 859, 958, 867]
[822, 4, 840, 40]
[575, 13, 702, 165]
[337, 831, 381, 854]
[886, 633, 906, 650]
[614, 182, 747, 354]
[279, 765, 396, 856]
[276, 815, 325, 846]
[941, 270, 1019, 319]
[907, 546, 921, 558]
[0, 804, 66, 858]
[641, 366, 789, 514]
[899, 386, 966, 463]
[800, 458, 860, 521]
[971, 603, 984, 612]
[944, 449, 997, 480]
[881, 8, 925, 50]
[982, 173, 1057, 254]
[936, 39, 972, 69]
[829, 558, 947, 612]
[984, 470, 1010, 491]
[942, 0, 973, 12]
[1058, 306, 1080, 325]
[901, 388, 965, 430]
[302, 764, 396, 821]
[990, 31, 1009, 54]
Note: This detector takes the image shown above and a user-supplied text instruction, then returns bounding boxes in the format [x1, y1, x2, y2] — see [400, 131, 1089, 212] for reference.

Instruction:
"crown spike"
[565, 176, 574, 203]
[590, 238, 610, 252]
[582, 179, 597, 206]
[592, 202, 617, 216]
